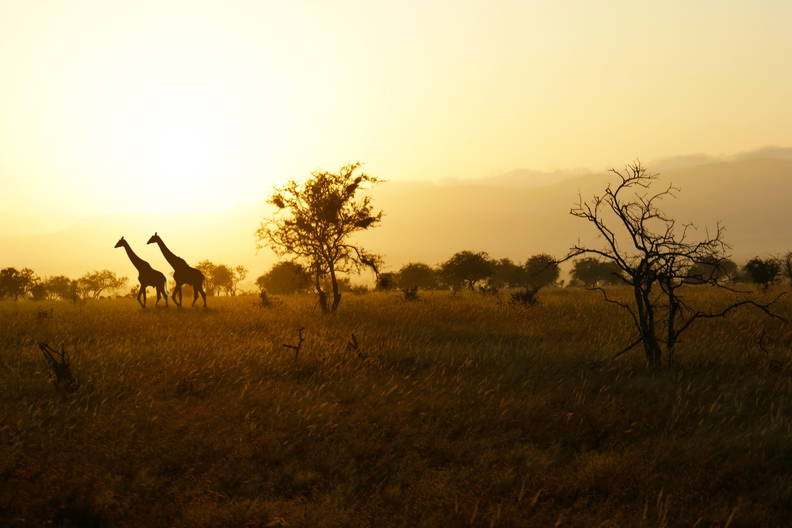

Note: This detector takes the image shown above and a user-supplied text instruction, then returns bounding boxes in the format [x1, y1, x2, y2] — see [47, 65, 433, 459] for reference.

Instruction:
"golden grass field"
[1, 288, 791, 527]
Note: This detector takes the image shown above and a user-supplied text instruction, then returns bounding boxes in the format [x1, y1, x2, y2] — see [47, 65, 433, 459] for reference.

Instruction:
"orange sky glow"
[0, 1, 791, 246]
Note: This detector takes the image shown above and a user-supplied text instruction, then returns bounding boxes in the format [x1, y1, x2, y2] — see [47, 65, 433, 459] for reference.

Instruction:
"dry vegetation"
[1, 288, 791, 527]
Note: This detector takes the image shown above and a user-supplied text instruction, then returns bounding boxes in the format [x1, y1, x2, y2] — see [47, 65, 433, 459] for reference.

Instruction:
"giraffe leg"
[172, 283, 182, 307]
[137, 285, 145, 308]
[155, 285, 161, 305]
[192, 284, 200, 307]
[141, 286, 147, 307]
[157, 283, 168, 306]
[199, 285, 207, 308]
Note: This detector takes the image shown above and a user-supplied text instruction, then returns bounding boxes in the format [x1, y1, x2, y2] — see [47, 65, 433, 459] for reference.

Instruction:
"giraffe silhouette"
[114, 236, 169, 308]
[147, 232, 207, 308]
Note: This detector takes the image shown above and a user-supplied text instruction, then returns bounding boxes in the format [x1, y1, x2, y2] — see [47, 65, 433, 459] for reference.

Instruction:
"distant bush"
[524, 254, 560, 289]
[440, 251, 492, 290]
[743, 257, 781, 290]
[571, 257, 623, 287]
[398, 263, 438, 290]
[257, 262, 311, 295]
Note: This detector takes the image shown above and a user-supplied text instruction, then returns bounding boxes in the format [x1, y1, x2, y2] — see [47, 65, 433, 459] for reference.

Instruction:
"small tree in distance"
[257, 261, 311, 295]
[43, 275, 74, 300]
[375, 272, 399, 291]
[0, 267, 38, 300]
[743, 257, 780, 291]
[195, 261, 217, 295]
[490, 258, 525, 288]
[524, 254, 560, 289]
[258, 162, 382, 313]
[212, 264, 235, 295]
[399, 263, 438, 290]
[564, 161, 783, 369]
[396, 262, 438, 300]
[77, 270, 127, 300]
[440, 251, 491, 291]
[571, 257, 623, 287]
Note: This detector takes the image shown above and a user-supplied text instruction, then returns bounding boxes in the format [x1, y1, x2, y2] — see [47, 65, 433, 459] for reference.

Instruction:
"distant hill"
[363, 157, 792, 269]
[2, 157, 792, 281]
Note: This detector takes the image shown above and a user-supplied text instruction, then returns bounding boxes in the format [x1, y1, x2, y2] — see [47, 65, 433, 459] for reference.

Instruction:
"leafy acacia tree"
[743, 257, 780, 291]
[490, 258, 525, 288]
[572, 258, 623, 287]
[440, 251, 492, 290]
[194, 261, 247, 295]
[524, 254, 560, 289]
[257, 261, 311, 294]
[77, 270, 127, 300]
[43, 275, 74, 300]
[398, 263, 438, 290]
[212, 264, 235, 296]
[29, 282, 48, 301]
[195, 261, 218, 295]
[0, 267, 38, 300]
[565, 161, 781, 369]
[258, 162, 382, 313]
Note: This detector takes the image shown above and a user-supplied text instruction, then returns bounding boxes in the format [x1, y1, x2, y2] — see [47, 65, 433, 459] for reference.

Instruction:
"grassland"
[1, 288, 791, 527]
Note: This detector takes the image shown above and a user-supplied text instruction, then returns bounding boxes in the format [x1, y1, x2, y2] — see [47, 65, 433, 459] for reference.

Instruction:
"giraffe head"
[147, 232, 161, 245]
[114, 236, 126, 248]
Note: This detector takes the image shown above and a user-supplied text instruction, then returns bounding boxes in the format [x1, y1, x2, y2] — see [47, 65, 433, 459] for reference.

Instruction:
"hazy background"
[1, 1, 791, 281]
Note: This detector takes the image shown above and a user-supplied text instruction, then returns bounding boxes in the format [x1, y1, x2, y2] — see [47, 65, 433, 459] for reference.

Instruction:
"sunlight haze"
[2, 1, 791, 226]
[4, 4, 792, 522]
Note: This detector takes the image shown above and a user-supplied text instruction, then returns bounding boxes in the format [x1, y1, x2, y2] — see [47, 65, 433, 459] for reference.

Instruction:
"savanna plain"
[1, 288, 791, 528]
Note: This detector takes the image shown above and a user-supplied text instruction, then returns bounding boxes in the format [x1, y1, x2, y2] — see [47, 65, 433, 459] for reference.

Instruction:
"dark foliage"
[258, 162, 382, 313]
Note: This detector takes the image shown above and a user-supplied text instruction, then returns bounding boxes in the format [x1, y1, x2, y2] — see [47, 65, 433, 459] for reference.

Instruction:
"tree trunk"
[329, 265, 341, 313]
[314, 269, 329, 313]
[634, 280, 663, 369]
[642, 337, 663, 370]
[666, 288, 680, 367]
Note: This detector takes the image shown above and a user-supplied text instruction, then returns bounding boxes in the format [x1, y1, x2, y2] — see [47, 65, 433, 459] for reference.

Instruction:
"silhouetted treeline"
[194, 261, 248, 296]
[0, 267, 127, 301]
[3, 252, 791, 303]
[250, 251, 792, 301]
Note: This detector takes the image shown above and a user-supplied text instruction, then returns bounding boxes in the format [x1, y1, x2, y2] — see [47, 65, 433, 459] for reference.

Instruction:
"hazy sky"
[2, 0, 791, 228]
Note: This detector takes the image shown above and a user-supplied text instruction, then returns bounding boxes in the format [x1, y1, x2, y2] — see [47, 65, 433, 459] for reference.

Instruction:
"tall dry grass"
[1, 287, 790, 527]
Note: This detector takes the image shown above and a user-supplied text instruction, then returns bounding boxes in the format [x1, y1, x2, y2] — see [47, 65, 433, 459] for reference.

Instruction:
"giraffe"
[114, 236, 169, 308]
[147, 232, 207, 308]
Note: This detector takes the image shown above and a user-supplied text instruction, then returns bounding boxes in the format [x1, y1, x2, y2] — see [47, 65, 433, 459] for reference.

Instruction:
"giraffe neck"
[156, 239, 184, 268]
[122, 243, 147, 270]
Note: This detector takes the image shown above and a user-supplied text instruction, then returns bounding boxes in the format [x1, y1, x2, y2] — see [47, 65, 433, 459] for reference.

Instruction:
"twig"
[346, 333, 368, 359]
[611, 337, 644, 360]
[282, 328, 305, 361]
[38, 343, 79, 394]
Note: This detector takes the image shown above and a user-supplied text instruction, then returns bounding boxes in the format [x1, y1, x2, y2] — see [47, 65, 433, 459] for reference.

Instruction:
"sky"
[1, 0, 791, 234]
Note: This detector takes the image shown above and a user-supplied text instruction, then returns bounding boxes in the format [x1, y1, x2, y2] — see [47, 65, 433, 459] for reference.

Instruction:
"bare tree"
[564, 161, 782, 369]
